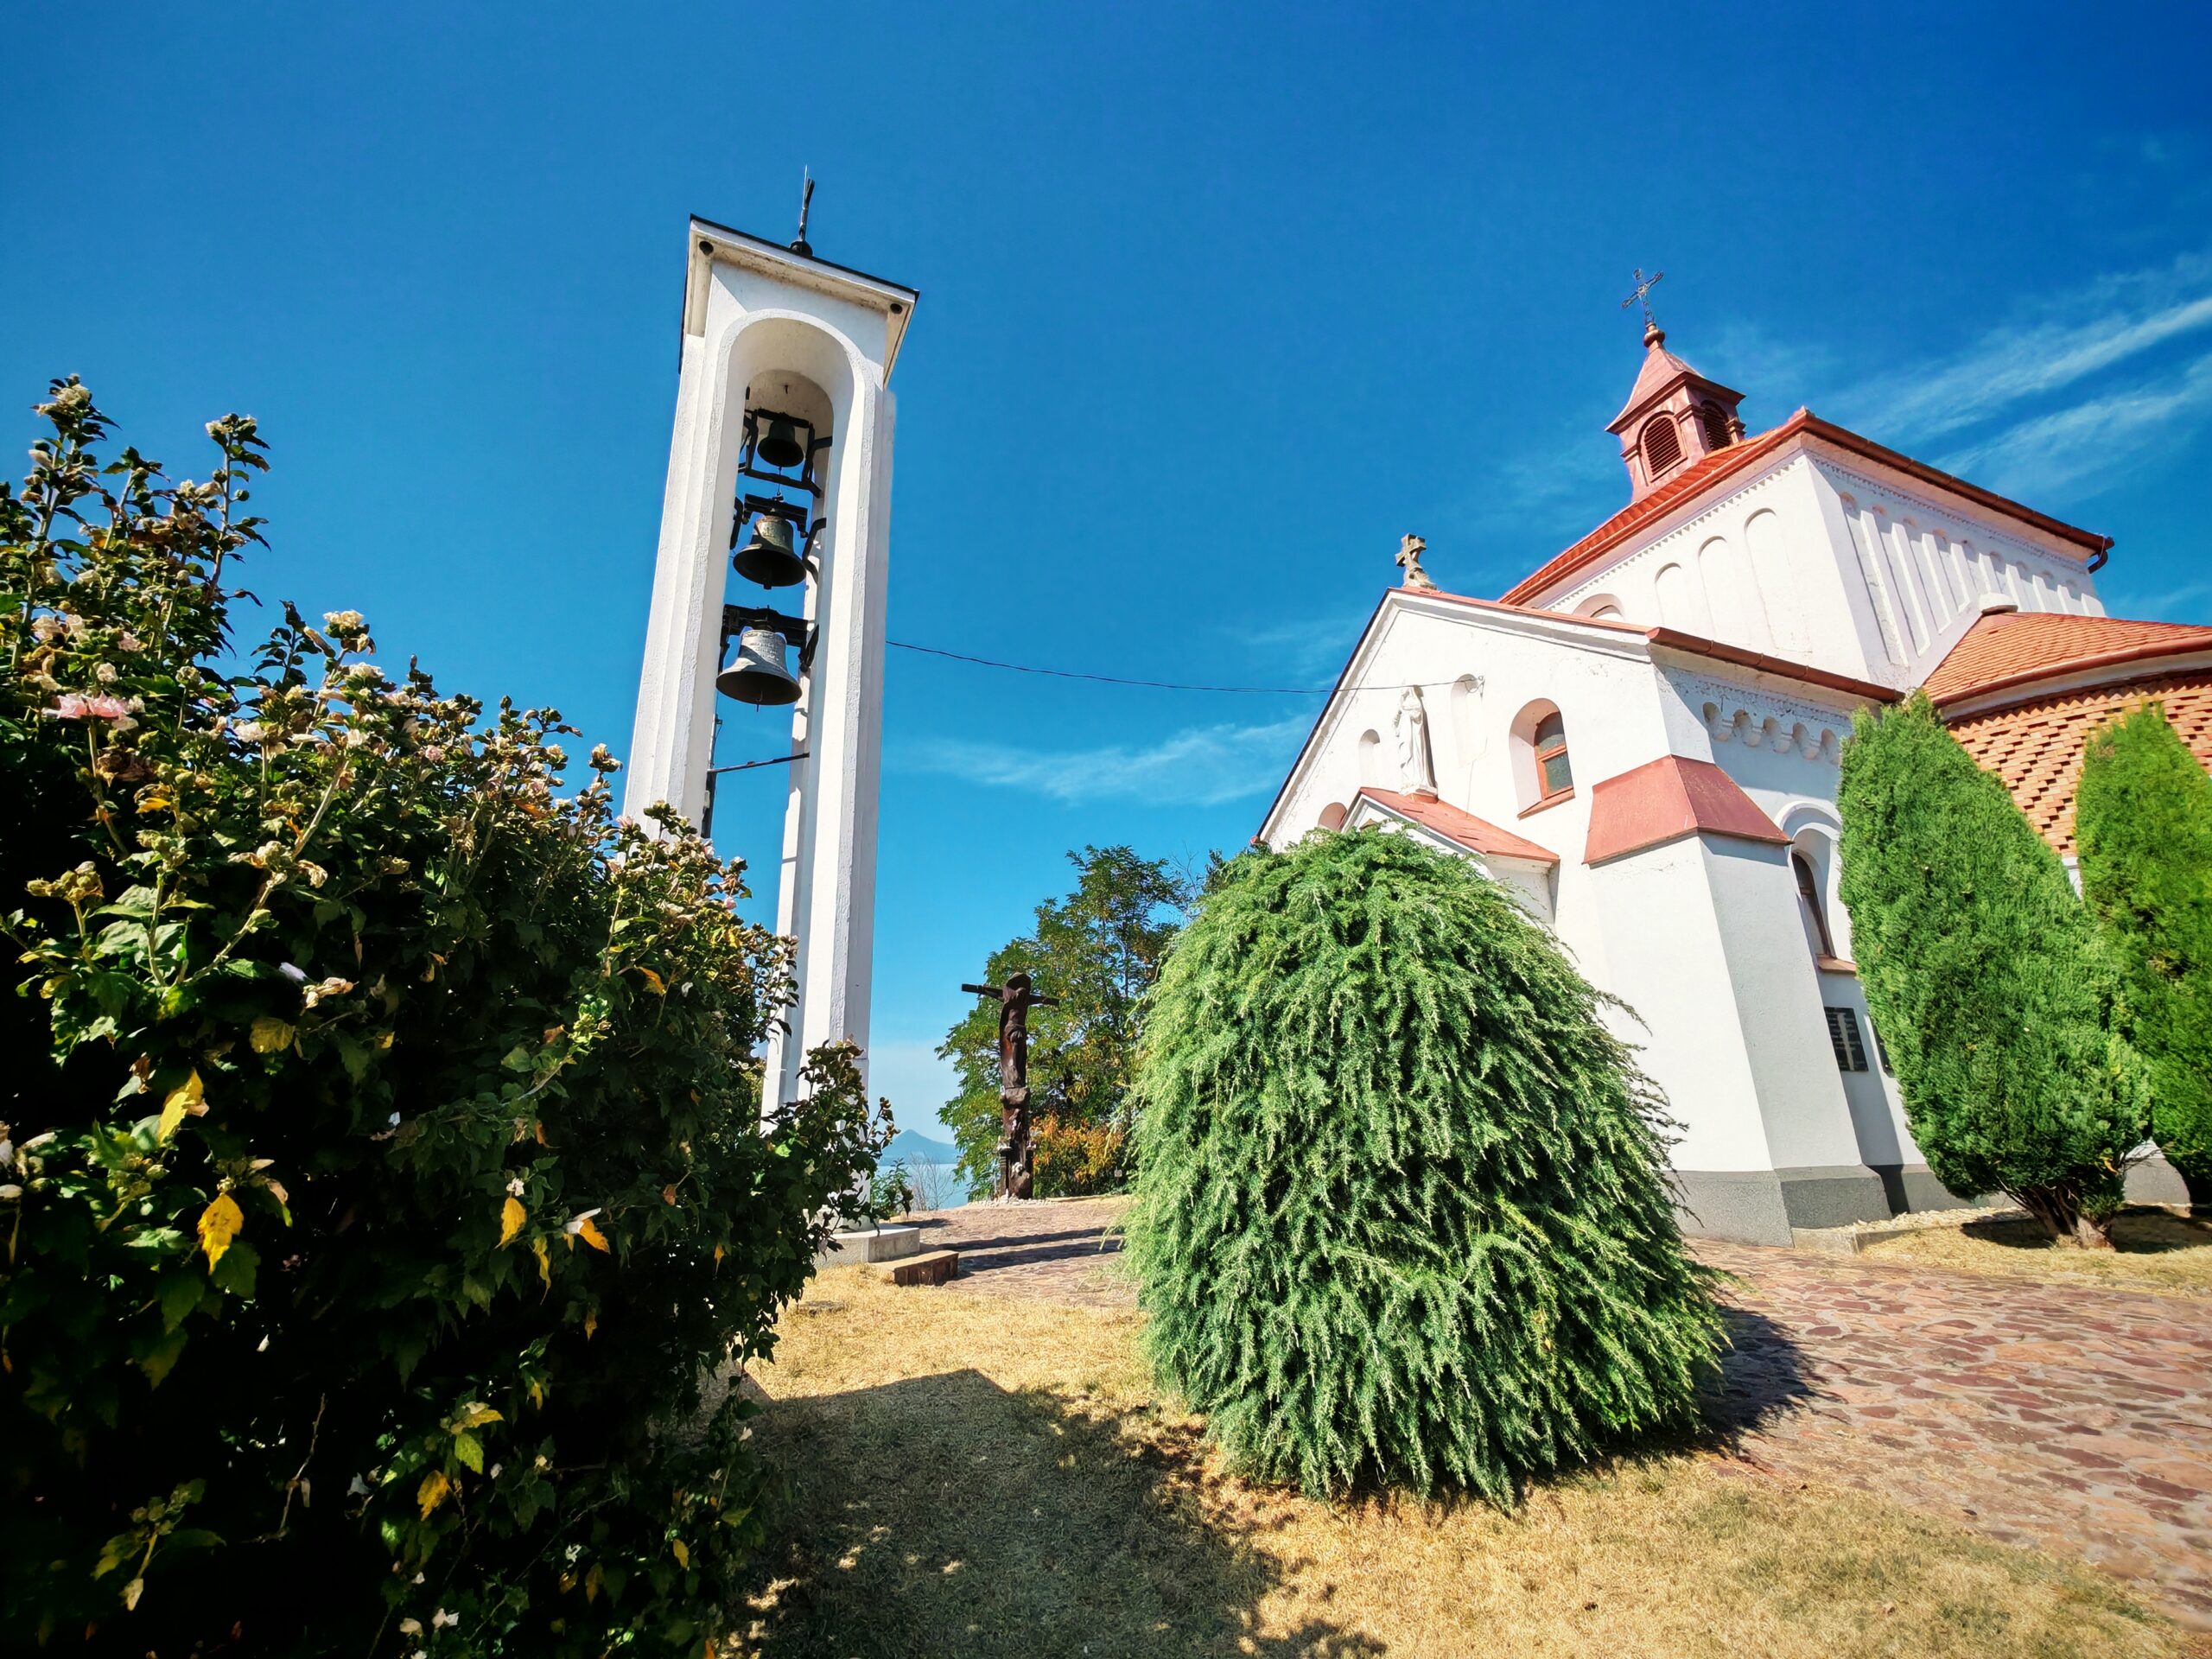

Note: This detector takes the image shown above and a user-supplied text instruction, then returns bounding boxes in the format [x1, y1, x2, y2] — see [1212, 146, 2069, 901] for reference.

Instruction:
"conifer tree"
[1124, 829, 1721, 1501]
[2077, 702, 2212, 1208]
[1835, 693, 2145, 1245]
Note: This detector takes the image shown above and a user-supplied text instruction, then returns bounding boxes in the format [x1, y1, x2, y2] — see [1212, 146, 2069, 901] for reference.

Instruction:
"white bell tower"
[625, 214, 916, 1109]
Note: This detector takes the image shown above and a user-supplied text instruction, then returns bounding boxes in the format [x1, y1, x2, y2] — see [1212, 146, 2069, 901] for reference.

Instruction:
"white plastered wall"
[626, 249, 899, 1111]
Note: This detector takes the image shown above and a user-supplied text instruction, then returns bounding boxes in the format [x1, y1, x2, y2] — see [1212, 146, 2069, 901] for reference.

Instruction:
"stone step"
[868, 1249, 959, 1287]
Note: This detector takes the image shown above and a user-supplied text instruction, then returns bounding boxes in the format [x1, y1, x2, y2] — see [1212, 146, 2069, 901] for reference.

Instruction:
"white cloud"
[1935, 348, 2212, 497]
[1853, 253, 2212, 446]
[893, 714, 1312, 806]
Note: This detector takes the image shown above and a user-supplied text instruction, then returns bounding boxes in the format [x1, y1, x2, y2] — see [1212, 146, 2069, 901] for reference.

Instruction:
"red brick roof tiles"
[1356, 787, 1560, 864]
[1923, 609, 2212, 705]
[1948, 673, 2212, 856]
[1583, 756, 1789, 867]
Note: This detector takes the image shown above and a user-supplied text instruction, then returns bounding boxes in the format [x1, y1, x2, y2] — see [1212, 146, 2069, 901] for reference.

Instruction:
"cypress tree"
[1124, 828, 1722, 1501]
[2076, 702, 2212, 1209]
[1835, 693, 2145, 1246]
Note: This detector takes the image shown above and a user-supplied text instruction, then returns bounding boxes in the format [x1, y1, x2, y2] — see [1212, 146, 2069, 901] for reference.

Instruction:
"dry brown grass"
[1859, 1205, 2212, 1298]
[732, 1267, 2194, 1659]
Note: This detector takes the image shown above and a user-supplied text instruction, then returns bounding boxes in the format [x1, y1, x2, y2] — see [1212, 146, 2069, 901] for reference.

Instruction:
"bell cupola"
[1606, 274, 1747, 499]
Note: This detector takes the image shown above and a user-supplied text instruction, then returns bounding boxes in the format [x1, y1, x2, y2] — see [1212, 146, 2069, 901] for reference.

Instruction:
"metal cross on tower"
[1621, 266, 1666, 330]
[959, 972, 1060, 1200]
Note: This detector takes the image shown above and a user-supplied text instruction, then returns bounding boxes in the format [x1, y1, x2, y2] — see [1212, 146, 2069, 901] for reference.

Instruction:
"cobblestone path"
[1701, 1240, 2212, 1630]
[903, 1198, 2212, 1628]
[904, 1196, 1133, 1310]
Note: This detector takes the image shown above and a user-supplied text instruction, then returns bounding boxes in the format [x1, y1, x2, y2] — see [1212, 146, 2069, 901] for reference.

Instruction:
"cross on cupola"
[1605, 270, 1748, 500]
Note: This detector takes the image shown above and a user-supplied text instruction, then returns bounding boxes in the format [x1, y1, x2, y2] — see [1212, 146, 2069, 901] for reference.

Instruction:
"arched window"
[1697, 402, 1733, 452]
[1793, 850, 1835, 958]
[1642, 414, 1682, 478]
[1533, 711, 1573, 800]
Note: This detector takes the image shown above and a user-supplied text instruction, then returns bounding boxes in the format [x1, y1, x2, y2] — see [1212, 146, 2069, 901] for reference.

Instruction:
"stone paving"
[904, 1198, 2212, 1629]
[904, 1196, 1133, 1310]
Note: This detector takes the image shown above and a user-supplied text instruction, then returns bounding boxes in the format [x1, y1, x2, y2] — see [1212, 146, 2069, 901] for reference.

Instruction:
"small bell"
[732, 513, 806, 588]
[756, 416, 804, 470]
[715, 626, 802, 706]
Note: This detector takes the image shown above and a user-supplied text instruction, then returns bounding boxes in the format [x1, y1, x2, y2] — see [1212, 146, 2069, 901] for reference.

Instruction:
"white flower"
[0, 1185, 22, 1201]
[279, 962, 308, 983]
[94, 662, 118, 683]
[506, 1177, 526, 1197]
[232, 721, 265, 744]
[487, 1462, 502, 1479]
[563, 1207, 603, 1236]
[432, 1609, 458, 1630]
[398, 1618, 423, 1637]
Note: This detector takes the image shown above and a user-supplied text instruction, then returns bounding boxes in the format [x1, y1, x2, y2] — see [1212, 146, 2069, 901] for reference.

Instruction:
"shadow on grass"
[1961, 1208, 2212, 1255]
[739, 1367, 1383, 1659]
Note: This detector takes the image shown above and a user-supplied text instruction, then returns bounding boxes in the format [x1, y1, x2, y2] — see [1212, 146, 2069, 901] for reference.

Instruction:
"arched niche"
[1573, 592, 1627, 622]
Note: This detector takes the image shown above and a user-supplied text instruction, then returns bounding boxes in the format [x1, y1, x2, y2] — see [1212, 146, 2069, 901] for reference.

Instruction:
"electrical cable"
[887, 639, 1473, 696]
[887, 639, 1335, 695]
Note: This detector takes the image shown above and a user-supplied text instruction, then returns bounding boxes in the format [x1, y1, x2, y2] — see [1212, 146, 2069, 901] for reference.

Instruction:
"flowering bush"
[0, 381, 884, 1652]
[1031, 1113, 1128, 1196]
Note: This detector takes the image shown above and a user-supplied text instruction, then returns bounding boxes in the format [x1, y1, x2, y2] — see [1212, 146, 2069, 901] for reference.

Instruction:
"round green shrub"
[1125, 827, 1722, 1500]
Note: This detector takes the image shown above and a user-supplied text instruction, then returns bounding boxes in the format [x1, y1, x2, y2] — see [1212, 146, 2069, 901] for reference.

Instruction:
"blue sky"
[8, 3, 2210, 1128]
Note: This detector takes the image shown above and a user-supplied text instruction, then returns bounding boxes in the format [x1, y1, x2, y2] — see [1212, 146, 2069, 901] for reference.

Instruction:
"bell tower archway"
[626, 217, 917, 1112]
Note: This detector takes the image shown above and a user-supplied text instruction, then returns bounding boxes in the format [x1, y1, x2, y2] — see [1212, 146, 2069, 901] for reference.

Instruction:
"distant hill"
[882, 1128, 959, 1167]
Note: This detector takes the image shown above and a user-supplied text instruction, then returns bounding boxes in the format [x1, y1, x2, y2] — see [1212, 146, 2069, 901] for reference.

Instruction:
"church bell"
[756, 416, 804, 470]
[732, 512, 807, 588]
[715, 626, 802, 706]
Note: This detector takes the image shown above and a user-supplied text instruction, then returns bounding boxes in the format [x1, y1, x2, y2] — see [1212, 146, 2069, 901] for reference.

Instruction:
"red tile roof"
[1584, 756, 1789, 867]
[1923, 609, 2212, 706]
[1948, 672, 2212, 855]
[1356, 787, 1559, 864]
[1499, 410, 2112, 607]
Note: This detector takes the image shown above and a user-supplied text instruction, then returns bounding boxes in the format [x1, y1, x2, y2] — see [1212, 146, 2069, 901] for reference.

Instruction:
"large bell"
[715, 626, 801, 706]
[756, 416, 804, 470]
[732, 513, 806, 588]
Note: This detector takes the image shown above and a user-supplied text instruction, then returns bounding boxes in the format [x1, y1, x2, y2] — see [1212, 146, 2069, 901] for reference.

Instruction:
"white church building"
[1260, 320, 2212, 1244]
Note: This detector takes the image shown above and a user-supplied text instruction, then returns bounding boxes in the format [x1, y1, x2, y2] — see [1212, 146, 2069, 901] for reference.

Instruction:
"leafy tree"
[1835, 692, 2145, 1246]
[938, 846, 1191, 1196]
[0, 381, 883, 1652]
[1124, 829, 1722, 1500]
[2076, 702, 2212, 1207]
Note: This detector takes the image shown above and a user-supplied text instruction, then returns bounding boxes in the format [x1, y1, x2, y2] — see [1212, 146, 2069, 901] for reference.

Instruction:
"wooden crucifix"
[961, 972, 1060, 1200]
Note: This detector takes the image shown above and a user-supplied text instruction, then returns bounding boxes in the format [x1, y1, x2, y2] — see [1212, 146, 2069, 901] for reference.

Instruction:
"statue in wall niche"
[1395, 683, 1438, 797]
[1396, 533, 1439, 591]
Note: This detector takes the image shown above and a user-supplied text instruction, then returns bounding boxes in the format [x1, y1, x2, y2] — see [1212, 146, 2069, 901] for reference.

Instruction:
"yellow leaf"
[575, 1217, 610, 1253]
[248, 1016, 294, 1055]
[158, 1069, 205, 1141]
[123, 1577, 144, 1611]
[531, 1236, 550, 1288]
[583, 1311, 598, 1340]
[527, 1379, 545, 1410]
[712, 1243, 724, 1266]
[672, 1538, 690, 1569]
[452, 1402, 504, 1430]
[636, 966, 665, 995]
[198, 1192, 244, 1268]
[499, 1197, 526, 1247]
[417, 1469, 450, 1518]
[584, 1563, 602, 1603]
